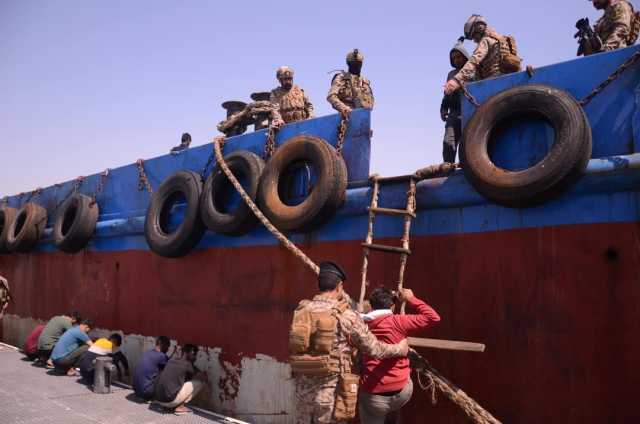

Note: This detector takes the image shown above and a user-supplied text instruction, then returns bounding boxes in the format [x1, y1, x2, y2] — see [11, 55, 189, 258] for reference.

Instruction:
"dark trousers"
[37, 349, 52, 362]
[53, 345, 89, 371]
[442, 115, 462, 163]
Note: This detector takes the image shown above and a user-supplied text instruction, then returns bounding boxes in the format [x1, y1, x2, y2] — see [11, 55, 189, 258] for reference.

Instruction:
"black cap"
[319, 261, 347, 282]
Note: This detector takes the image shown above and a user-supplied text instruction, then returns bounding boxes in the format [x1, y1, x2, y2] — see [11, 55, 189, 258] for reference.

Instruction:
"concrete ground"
[0, 343, 248, 424]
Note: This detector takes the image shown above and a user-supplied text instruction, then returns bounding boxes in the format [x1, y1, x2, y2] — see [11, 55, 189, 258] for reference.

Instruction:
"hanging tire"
[0, 206, 17, 254]
[461, 84, 592, 208]
[53, 193, 99, 254]
[200, 150, 265, 236]
[258, 135, 348, 232]
[6, 203, 48, 253]
[144, 170, 205, 258]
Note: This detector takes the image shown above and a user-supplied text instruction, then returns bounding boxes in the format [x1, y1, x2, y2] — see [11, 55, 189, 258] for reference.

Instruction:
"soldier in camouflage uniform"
[591, 0, 636, 52]
[293, 262, 408, 424]
[0, 275, 10, 319]
[327, 49, 374, 116]
[270, 66, 314, 127]
[444, 15, 506, 95]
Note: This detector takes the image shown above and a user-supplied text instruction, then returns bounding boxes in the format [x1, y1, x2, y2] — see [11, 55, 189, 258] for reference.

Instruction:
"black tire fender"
[200, 150, 265, 236]
[0, 206, 17, 254]
[53, 193, 99, 254]
[258, 135, 348, 232]
[461, 84, 592, 207]
[144, 170, 205, 258]
[6, 203, 48, 253]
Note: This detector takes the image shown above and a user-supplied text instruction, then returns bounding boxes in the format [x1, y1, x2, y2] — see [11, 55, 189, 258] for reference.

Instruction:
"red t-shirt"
[23, 324, 45, 356]
[360, 297, 441, 393]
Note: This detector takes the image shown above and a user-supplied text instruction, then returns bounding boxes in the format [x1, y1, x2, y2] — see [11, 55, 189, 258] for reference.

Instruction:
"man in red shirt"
[359, 287, 441, 423]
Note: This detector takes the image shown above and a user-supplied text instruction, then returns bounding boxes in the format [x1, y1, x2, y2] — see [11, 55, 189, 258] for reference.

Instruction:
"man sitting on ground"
[359, 288, 441, 424]
[37, 311, 82, 366]
[50, 319, 93, 376]
[133, 336, 171, 401]
[79, 333, 129, 384]
[154, 344, 207, 415]
[23, 324, 45, 361]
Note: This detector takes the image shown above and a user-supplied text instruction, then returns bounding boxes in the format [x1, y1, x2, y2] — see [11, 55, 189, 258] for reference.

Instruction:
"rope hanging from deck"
[212, 136, 320, 275]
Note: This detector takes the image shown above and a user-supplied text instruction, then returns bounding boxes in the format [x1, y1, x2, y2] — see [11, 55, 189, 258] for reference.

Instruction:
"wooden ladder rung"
[368, 207, 416, 218]
[362, 243, 411, 255]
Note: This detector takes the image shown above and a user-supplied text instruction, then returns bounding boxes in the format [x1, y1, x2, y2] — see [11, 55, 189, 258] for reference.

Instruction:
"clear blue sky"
[1, 0, 606, 195]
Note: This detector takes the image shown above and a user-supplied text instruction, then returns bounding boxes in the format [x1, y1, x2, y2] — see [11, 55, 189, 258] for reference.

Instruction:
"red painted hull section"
[2, 221, 640, 423]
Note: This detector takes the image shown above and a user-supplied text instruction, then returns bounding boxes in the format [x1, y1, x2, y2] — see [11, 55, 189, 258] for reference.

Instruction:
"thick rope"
[212, 136, 320, 275]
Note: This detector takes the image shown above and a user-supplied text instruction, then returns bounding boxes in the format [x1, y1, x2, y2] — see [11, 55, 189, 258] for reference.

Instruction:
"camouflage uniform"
[595, 0, 634, 51]
[270, 85, 314, 123]
[327, 73, 374, 114]
[294, 294, 405, 424]
[0, 275, 10, 319]
[454, 27, 504, 84]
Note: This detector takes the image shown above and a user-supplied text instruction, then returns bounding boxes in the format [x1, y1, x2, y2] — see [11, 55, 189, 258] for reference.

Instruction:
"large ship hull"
[2, 46, 640, 423]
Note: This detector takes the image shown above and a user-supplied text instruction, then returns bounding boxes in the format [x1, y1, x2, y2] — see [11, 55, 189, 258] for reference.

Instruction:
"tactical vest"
[336, 72, 374, 109]
[477, 35, 503, 80]
[278, 86, 308, 123]
[478, 34, 522, 80]
[289, 299, 359, 420]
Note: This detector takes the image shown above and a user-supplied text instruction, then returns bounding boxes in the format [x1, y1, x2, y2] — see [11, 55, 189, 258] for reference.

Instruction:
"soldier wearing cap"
[327, 49, 374, 116]
[270, 66, 314, 127]
[444, 15, 507, 95]
[291, 261, 409, 423]
[0, 275, 10, 319]
[587, 0, 636, 54]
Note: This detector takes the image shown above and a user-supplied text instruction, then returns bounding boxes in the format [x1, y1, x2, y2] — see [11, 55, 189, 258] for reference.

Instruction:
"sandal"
[173, 406, 193, 415]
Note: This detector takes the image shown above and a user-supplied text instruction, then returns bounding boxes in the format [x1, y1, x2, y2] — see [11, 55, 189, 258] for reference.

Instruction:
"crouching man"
[133, 336, 171, 401]
[51, 320, 93, 376]
[154, 344, 208, 415]
[79, 333, 129, 384]
[359, 288, 441, 423]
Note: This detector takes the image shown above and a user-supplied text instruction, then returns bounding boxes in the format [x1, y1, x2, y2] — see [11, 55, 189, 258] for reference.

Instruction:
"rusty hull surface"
[2, 221, 640, 423]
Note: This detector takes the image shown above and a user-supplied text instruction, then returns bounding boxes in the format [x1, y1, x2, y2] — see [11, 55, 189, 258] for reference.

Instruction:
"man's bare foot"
[173, 405, 193, 415]
[66, 368, 77, 376]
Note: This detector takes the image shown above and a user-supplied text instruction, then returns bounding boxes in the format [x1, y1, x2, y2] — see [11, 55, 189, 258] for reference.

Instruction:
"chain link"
[90, 169, 110, 206]
[579, 49, 640, 106]
[200, 146, 217, 181]
[336, 112, 350, 155]
[24, 187, 43, 204]
[460, 83, 481, 108]
[54, 176, 85, 212]
[263, 125, 278, 159]
[136, 159, 153, 194]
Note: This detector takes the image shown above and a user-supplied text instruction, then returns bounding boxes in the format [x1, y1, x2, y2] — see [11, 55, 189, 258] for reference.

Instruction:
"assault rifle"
[575, 17, 602, 56]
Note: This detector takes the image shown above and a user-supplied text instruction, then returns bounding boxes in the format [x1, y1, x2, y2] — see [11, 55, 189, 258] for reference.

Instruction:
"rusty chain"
[23, 187, 43, 205]
[54, 176, 85, 213]
[136, 159, 153, 194]
[263, 124, 278, 160]
[460, 83, 481, 108]
[579, 49, 640, 106]
[90, 169, 110, 206]
[336, 112, 350, 155]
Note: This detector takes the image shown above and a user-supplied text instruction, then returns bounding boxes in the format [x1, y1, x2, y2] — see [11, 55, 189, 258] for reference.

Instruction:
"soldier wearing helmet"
[327, 49, 374, 116]
[444, 15, 508, 95]
[269, 66, 314, 127]
[587, 0, 636, 54]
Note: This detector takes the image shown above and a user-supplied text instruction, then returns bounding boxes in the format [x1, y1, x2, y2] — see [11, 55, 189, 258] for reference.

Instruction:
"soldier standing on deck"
[583, 0, 637, 55]
[327, 49, 374, 116]
[444, 15, 516, 95]
[270, 66, 314, 127]
[289, 261, 408, 424]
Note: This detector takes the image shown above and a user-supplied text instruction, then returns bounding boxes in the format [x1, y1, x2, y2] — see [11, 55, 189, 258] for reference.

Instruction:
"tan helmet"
[464, 14, 487, 40]
[276, 66, 294, 79]
[346, 48, 364, 63]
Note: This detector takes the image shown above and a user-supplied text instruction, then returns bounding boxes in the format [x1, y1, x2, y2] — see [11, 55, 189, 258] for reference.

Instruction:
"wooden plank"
[368, 207, 416, 218]
[408, 337, 486, 353]
[362, 243, 411, 255]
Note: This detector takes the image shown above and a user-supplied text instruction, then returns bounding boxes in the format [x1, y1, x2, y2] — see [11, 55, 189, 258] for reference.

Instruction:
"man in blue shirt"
[51, 320, 93, 376]
[133, 336, 171, 400]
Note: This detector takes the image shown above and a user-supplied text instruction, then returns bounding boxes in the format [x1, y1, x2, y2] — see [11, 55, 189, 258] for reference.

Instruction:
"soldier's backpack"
[499, 35, 522, 74]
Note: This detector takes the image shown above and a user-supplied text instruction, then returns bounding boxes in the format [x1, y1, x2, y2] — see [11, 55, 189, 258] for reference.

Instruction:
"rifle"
[575, 17, 602, 56]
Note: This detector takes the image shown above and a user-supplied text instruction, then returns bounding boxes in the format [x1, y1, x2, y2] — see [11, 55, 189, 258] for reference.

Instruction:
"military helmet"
[464, 14, 487, 40]
[276, 66, 294, 79]
[346, 48, 364, 63]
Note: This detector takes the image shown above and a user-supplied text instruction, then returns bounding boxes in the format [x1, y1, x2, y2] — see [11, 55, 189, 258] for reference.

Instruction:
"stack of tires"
[144, 135, 347, 258]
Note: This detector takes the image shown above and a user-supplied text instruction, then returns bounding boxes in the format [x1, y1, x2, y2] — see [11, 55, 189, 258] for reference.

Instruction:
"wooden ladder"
[358, 175, 417, 314]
